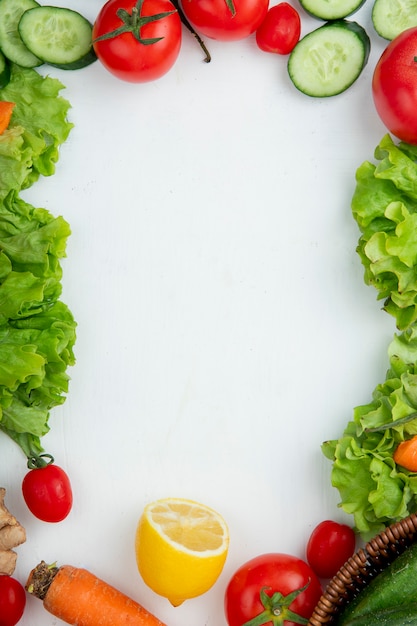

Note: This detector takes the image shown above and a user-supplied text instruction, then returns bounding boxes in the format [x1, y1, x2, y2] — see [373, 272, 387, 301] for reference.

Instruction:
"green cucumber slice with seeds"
[0, 0, 43, 68]
[372, 0, 417, 40]
[18, 6, 97, 70]
[0, 50, 10, 89]
[298, 0, 366, 21]
[288, 20, 370, 98]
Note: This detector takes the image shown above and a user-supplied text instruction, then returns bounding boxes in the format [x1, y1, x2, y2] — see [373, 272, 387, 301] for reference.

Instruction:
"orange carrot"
[393, 434, 417, 472]
[0, 101, 15, 134]
[26, 561, 167, 626]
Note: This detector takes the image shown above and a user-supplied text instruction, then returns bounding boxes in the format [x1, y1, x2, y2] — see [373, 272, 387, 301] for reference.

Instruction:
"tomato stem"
[93, 0, 177, 46]
[169, 0, 211, 62]
[27, 453, 55, 470]
[242, 584, 310, 626]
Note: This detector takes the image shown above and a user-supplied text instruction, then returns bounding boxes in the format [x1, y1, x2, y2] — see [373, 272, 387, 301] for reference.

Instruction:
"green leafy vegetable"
[323, 135, 417, 539]
[323, 325, 417, 539]
[352, 134, 417, 330]
[0, 64, 76, 459]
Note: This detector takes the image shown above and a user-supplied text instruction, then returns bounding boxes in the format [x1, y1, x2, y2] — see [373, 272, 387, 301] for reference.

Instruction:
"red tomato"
[372, 27, 417, 144]
[224, 553, 322, 626]
[180, 0, 269, 41]
[93, 0, 182, 82]
[256, 3, 300, 55]
[306, 520, 356, 579]
[0, 576, 26, 626]
[22, 463, 73, 523]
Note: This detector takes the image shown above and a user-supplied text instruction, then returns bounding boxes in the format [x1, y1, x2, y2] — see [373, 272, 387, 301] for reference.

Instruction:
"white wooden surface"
[1, 1, 396, 623]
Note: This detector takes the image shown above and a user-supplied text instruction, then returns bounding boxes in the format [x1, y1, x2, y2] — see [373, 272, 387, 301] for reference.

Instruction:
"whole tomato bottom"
[256, 3, 301, 55]
[93, 0, 182, 82]
[0, 576, 26, 626]
[224, 552, 322, 626]
[306, 520, 356, 579]
[22, 462, 73, 523]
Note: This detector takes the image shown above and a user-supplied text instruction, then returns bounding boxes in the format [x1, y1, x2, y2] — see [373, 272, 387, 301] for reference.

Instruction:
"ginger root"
[0, 487, 26, 575]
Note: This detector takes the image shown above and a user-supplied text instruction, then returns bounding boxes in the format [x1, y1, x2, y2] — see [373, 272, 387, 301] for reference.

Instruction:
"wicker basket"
[308, 513, 417, 625]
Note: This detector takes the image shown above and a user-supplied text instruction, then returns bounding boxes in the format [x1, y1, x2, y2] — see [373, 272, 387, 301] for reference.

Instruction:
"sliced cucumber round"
[18, 6, 96, 70]
[0, 50, 10, 89]
[299, 0, 366, 20]
[0, 0, 43, 68]
[372, 0, 417, 40]
[288, 20, 371, 98]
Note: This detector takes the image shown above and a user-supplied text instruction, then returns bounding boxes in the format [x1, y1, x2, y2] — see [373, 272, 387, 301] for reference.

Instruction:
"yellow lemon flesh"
[135, 497, 229, 606]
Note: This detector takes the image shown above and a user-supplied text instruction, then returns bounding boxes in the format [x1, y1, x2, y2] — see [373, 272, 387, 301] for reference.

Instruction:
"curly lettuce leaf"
[352, 134, 417, 330]
[0, 64, 76, 458]
[323, 325, 417, 539]
[0, 64, 73, 196]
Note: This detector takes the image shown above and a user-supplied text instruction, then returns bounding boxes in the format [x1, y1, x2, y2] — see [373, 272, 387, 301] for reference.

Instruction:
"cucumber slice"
[299, 0, 366, 20]
[372, 0, 417, 40]
[0, 0, 43, 68]
[0, 50, 10, 88]
[288, 20, 370, 97]
[18, 6, 97, 70]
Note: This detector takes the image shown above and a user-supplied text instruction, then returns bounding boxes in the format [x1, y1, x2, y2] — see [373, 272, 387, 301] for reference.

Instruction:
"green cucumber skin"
[337, 542, 417, 625]
[48, 48, 97, 71]
[0, 50, 10, 88]
[300, 0, 366, 21]
[339, 603, 417, 625]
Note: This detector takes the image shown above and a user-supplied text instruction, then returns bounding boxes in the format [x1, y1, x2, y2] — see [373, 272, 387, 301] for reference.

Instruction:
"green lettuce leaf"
[324, 325, 417, 539]
[0, 64, 76, 459]
[352, 134, 417, 330]
[0, 63, 73, 200]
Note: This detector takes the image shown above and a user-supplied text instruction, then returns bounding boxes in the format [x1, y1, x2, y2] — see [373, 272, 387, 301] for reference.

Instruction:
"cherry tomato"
[224, 553, 322, 626]
[372, 27, 417, 144]
[0, 576, 26, 626]
[306, 520, 356, 579]
[256, 3, 300, 55]
[180, 0, 269, 41]
[93, 0, 182, 82]
[22, 462, 73, 522]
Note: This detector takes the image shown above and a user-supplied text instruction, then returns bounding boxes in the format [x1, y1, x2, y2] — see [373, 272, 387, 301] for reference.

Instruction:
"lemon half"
[135, 497, 229, 606]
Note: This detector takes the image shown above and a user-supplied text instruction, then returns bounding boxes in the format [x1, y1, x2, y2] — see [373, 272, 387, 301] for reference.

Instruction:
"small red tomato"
[256, 2, 300, 54]
[0, 576, 26, 626]
[22, 463, 73, 523]
[225, 553, 322, 626]
[306, 520, 356, 579]
[372, 26, 417, 144]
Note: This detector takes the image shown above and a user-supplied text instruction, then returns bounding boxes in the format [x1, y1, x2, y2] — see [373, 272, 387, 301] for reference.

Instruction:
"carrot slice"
[26, 561, 167, 626]
[0, 101, 15, 135]
[393, 434, 417, 472]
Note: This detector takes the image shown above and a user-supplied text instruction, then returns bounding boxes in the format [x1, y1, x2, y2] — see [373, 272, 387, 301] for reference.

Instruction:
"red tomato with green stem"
[180, 0, 269, 41]
[22, 454, 73, 523]
[0, 576, 26, 626]
[372, 26, 417, 144]
[93, 0, 182, 82]
[224, 553, 322, 626]
[306, 520, 356, 579]
[256, 3, 300, 55]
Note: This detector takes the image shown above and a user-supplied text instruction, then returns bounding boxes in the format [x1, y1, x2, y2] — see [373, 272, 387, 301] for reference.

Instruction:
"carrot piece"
[393, 434, 417, 472]
[0, 101, 15, 134]
[26, 561, 167, 626]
